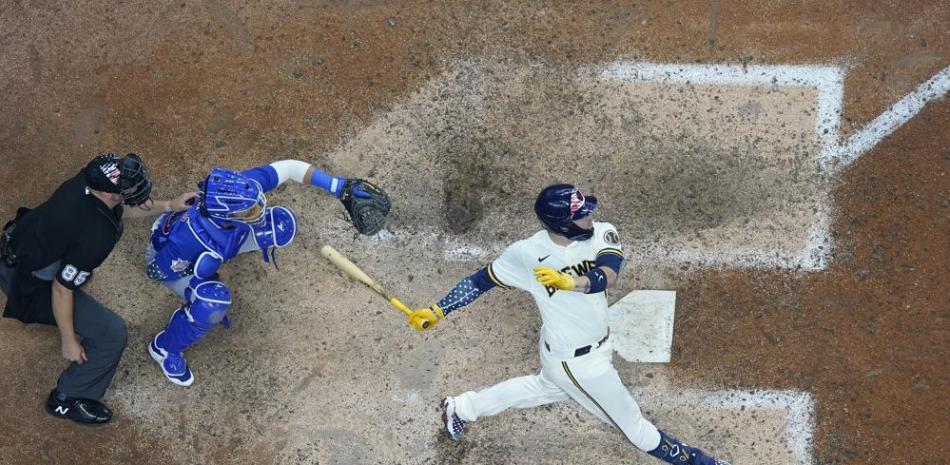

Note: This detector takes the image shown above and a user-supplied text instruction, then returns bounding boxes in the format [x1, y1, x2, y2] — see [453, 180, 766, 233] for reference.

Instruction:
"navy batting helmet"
[534, 183, 598, 241]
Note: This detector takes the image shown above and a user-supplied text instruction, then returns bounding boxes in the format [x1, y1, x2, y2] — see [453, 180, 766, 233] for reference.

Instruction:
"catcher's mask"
[198, 167, 267, 226]
[534, 183, 598, 241]
[84, 153, 153, 206]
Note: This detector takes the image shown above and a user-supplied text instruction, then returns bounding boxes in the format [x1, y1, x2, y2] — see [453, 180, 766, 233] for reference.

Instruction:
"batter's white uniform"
[451, 221, 663, 452]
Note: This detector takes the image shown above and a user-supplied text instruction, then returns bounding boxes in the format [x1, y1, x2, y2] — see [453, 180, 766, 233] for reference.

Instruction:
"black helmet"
[85, 153, 152, 206]
[534, 183, 598, 241]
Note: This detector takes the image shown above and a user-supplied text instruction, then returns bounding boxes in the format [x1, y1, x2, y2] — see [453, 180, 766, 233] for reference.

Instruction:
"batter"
[407, 184, 730, 465]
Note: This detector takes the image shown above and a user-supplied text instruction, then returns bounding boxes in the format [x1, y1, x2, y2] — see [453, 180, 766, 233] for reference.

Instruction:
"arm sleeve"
[267, 160, 345, 197]
[595, 250, 624, 274]
[436, 267, 498, 315]
[594, 223, 624, 274]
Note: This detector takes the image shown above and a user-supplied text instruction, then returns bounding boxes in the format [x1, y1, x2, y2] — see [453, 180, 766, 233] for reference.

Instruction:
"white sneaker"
[442, 397, 467, 440]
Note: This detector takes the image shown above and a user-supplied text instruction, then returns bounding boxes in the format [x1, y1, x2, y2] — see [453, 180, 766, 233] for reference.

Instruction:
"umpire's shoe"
[148, 332, 194, 387]
[442, 397, 467, 440]
[45, 389, 112, 424]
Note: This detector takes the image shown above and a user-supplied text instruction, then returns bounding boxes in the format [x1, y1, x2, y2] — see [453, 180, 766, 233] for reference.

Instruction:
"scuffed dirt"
[0, 1, 947, 465]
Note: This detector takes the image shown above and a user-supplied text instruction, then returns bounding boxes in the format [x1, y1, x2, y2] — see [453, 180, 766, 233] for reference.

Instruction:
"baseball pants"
[0, 261, 128, 400]
[452, 337, 662, 452]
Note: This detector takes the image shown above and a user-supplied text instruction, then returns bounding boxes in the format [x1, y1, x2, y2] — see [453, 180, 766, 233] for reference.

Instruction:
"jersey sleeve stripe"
[486, 263, 512, 289]
[596, 248, 624, 258]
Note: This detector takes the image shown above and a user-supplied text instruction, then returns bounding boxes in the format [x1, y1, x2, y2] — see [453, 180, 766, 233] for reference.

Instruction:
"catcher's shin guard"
[647, 430, 731, 465]
[150, 281, 231, 386]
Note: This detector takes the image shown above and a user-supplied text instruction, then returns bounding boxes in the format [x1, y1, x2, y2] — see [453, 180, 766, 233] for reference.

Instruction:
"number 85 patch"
[61, 264, 91, 286]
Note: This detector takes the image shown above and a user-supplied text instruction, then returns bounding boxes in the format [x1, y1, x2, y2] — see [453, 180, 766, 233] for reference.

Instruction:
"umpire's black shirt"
[3, 171, 123, 324]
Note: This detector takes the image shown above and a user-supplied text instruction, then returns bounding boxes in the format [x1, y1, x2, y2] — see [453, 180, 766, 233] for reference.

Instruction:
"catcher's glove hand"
[340, 178, 391, 235]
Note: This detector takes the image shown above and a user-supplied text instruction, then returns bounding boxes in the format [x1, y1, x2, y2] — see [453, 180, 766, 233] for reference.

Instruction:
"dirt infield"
[0, 1, 947, 465]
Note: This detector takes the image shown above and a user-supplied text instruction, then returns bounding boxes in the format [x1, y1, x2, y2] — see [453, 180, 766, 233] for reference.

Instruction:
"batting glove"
[408, 304, 444, 331]
[534, 266, 576, 291]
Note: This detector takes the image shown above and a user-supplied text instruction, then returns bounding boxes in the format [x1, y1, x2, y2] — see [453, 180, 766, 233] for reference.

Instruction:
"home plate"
[609, 290, 676, 362]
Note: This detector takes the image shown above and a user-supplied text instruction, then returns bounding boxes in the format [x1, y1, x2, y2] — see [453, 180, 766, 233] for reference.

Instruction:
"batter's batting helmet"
[198, 167, 267, 225]
[534, 183, 598, 241]
[84, 153, 153, 206]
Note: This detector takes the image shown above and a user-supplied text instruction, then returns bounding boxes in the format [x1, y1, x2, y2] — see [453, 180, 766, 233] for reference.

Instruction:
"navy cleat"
[648, 430, 731, 465]
[148, 332, 195, 387]
[442, 397, 467, 440]
[45, 389, 112, 425]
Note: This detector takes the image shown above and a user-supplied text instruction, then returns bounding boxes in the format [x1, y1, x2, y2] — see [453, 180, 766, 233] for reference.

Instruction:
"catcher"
[144, 160, 389, 386]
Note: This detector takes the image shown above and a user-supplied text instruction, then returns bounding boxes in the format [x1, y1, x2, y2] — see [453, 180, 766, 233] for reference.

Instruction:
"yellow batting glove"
[408, 304, 445, 331]
[534, 266, 576, 291]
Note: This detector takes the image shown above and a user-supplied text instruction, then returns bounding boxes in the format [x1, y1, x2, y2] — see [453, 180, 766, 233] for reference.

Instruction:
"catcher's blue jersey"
[146, 165, 280, 282]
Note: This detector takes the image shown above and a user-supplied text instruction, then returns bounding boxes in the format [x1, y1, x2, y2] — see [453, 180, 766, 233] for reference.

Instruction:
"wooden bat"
[320, 245, 429, 328]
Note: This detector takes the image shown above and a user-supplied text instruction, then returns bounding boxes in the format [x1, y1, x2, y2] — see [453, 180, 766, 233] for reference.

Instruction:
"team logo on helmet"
[535, 183, 599, 241]
[569, 190, 586, 216]
[100, 161, 121, 185]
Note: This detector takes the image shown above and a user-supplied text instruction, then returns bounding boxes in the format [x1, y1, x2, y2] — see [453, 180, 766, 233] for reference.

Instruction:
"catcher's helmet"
[534, 183, 598, 241]
[251, 206, 297, 265]
[84, 153, 153, 206]
[198, 167, 267, 225]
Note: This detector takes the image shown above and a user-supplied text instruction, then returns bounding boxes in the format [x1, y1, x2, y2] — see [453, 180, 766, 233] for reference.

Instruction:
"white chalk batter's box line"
[637, 389, 815, 465]
[363, 62, 948, 271]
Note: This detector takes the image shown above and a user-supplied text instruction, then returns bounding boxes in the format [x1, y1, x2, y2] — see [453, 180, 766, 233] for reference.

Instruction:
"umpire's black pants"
[0, 262, 128, 400]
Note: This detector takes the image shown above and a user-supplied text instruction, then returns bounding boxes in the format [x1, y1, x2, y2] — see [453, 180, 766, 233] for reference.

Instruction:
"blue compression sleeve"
[310, 169, 345, 198]
[437, 267, 498, 315]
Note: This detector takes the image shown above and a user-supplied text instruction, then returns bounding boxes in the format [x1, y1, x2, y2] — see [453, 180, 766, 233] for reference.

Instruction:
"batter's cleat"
[148, 332, 194, 387]
[648, 430, 731, 465]
[442, 397, 467, 440]
[45, 389, 112, 425]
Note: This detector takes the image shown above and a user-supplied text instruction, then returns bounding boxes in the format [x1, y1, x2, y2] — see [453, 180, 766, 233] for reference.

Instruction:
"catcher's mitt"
[340, 178, 391, 235]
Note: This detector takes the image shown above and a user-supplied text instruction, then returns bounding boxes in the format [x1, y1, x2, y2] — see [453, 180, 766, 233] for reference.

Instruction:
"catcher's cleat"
[148, 332, 195, 387]
[442, 397, 467, 440]
[45, 389, 112, 424]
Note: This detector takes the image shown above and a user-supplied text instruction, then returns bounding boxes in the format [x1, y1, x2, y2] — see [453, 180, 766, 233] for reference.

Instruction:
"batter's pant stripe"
[486, 264, 512, 289]
[561, 361, 622, 432]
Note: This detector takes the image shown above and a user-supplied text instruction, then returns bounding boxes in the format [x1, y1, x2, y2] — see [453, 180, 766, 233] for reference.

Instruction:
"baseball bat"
[320, 245, 428, 328]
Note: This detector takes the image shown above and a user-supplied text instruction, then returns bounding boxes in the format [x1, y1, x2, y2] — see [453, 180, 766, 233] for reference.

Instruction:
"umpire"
[0, 153, 195, 425]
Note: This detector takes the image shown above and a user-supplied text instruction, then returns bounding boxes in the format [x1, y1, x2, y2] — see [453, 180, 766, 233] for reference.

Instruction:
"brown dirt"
[0, 1, 947, 465]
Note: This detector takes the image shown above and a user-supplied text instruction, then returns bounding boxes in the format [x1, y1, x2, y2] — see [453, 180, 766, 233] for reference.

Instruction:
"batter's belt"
[545, 329, 610, 358]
